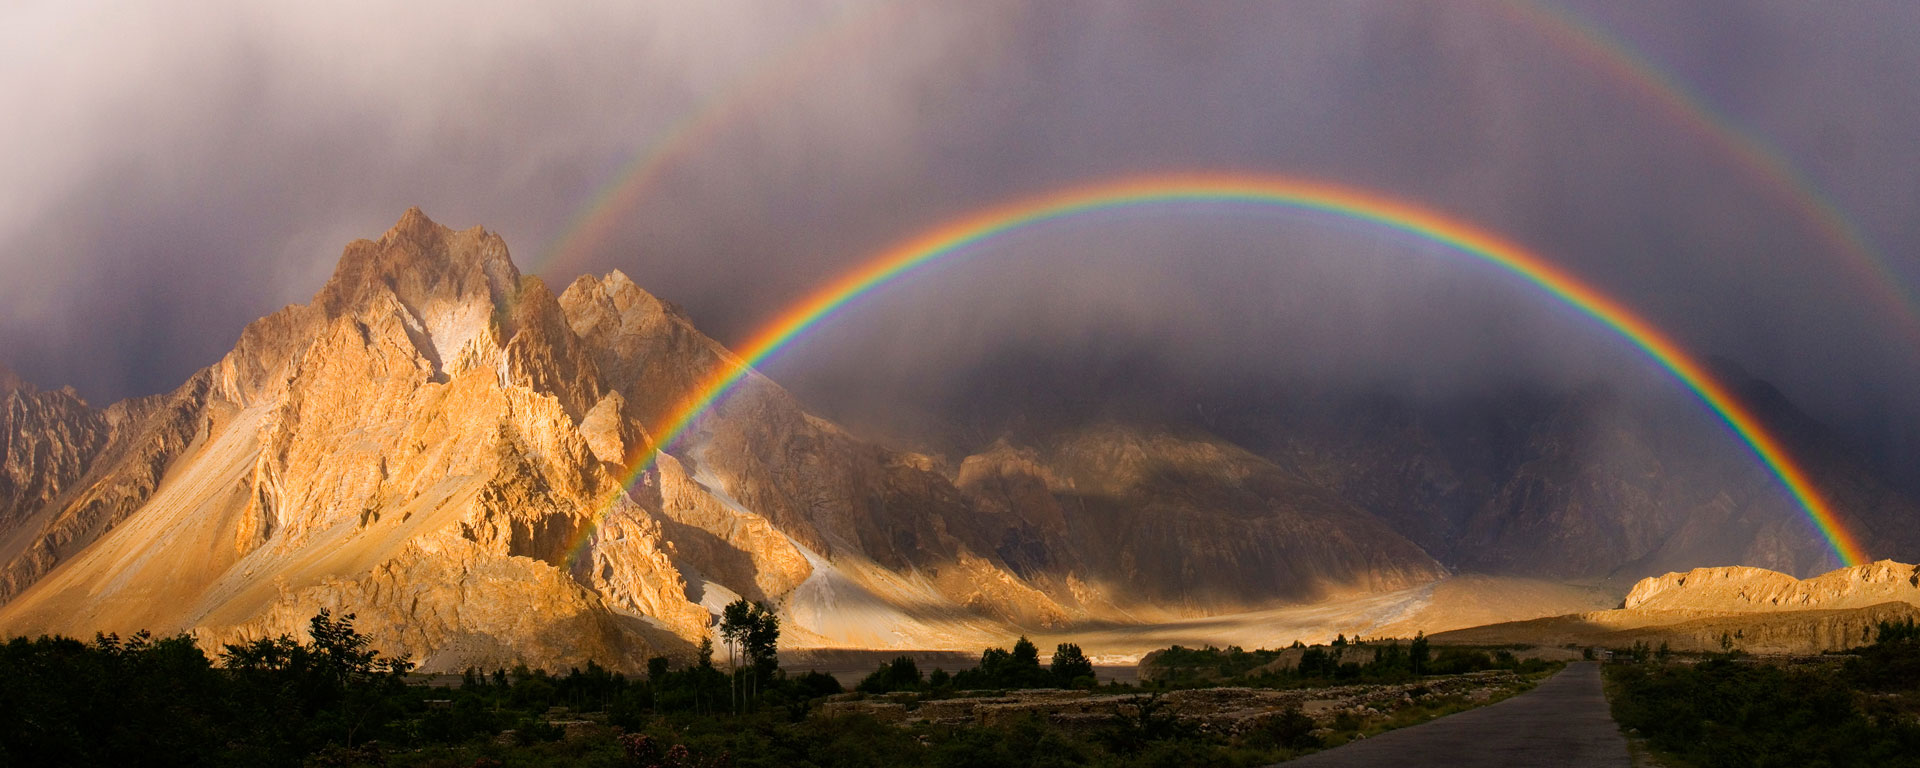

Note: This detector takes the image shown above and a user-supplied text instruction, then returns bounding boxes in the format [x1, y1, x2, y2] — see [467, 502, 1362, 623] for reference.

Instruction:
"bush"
[792, 669, 846, 699]
[1608, 658, 1920, 768]
[1051, 643, 1095, 687]
[1242, 706, 1320, 750]
[859, 656, 923, 693]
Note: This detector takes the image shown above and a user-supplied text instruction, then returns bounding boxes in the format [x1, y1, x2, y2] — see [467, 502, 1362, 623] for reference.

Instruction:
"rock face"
[0, 368, 110, 536]
[1202, 383, 1912, 584]
[0, 210, 1451, 670]
[3, 209, 1904, 670]
[955, 425, 1446, 617]
[1432, 561, 1920, 654]
[0, 211, 703, 670]
[1620, 561, 1920, 612]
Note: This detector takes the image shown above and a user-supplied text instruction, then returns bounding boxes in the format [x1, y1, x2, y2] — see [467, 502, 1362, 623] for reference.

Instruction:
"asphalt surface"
[1275, 662, 1632, 767]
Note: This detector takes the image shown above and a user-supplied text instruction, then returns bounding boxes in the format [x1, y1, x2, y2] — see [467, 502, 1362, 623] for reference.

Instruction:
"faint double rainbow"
[564, 172, 1868, 570]
[1497, 0, 1920, 344]
[529, 0, 909, 280]
[527, 0, 1920, 344]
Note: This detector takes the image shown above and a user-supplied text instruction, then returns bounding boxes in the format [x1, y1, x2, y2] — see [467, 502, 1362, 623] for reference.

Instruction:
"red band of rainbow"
[568, 172, 1867, 569]
[529, 2, 1920, 347]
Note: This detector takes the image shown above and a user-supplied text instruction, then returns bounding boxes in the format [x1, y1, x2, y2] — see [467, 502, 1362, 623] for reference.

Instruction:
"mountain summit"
[0, 211, 1444, 668]
[0, 210, 1907, 669]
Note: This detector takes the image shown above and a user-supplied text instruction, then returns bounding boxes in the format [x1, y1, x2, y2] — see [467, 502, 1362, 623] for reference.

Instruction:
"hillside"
[0, 210, 1449, 669]
[1432, 561, 1920, 653]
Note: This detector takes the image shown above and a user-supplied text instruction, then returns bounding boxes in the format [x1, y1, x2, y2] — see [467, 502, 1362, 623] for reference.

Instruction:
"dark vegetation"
[0, 610, 1544, 768]
[855, 637, 1098, 694]
[1146, 633, 1552, 687]
[1607, 618, 1920, 768]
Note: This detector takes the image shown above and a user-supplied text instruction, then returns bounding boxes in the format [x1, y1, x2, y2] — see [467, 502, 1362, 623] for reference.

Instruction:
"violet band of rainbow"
[566, 173, 1867, 569]
[1497, 0, 1920, 344]
[530, 0, 1920, 347]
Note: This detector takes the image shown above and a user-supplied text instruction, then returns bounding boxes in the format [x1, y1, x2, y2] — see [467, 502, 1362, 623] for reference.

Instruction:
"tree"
[858, 656, 922, 693]
[1877, 618, 1920, 645]
[1409, 632, 1430, 675]
[217, 610, 413, 752]
[1012, 636, 1041, 668]
[1007, 636, 1048, 687]
[958, 637, 1052, 689]
[980, 646, 1012, 677]
[720, 601, 751, 713]
[743, 601, 781, 684]
[718, 599, 781, 710]
[1297, 647, 1335, 678]
[1051, 643, 1095, 687]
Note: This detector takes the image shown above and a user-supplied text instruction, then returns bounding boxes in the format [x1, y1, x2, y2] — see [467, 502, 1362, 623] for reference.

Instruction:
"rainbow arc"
[565, 172, 1868, 569]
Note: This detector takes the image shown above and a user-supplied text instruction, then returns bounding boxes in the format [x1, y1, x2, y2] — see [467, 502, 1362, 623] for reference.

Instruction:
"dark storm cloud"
[1, 0, 1915, 477]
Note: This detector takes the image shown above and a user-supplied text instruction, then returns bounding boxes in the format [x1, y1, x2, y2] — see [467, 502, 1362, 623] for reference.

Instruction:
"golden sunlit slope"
[0, 211, 700, 669]
[0, 210, 1455, 670]
[1432, 561, 1920, 653]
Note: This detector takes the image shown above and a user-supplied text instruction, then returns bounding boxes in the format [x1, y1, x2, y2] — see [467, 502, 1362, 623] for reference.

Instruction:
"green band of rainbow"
[573, 172, 1866, 568]
[530, 1, 1920, 348]
[1499, 0, 1920, 344]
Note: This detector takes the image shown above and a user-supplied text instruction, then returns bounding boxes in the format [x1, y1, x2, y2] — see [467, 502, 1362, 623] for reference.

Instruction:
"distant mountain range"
[0, 209, 1911, 670]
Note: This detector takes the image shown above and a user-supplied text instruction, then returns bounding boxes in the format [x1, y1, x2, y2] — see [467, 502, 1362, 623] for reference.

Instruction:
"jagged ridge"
[0, 210, 1449, 670]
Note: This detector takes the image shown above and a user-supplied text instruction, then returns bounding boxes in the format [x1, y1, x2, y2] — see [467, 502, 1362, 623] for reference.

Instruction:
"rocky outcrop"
[0, 376, 208, 603]
[0, 209, 1540, 669]
[1432, 561, 1920, 654]
[1620, 561, 1920, 612]
[957, 424, 1449, 616]
[1203, 383, 1898, 583]
[0, 211, 705, 669]
[1432, 600, 1920, 655]
[0, 369, 110, 534]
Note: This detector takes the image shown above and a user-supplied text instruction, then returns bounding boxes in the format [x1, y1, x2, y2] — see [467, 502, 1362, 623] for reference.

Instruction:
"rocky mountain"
[1620, 561, 1920, 612]
[1189, 382, 1912, 584]
[0, 211, 703, 670]
[1432, 561, 1920, 654]
[955, 424, 1445, 617]
[875, 346, 1913, 586]
[0, 210, 1447, 670]
[0, 366, 109, 534]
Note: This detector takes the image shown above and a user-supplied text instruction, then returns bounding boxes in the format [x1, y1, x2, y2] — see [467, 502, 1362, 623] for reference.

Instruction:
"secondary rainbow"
[527, 1, 907, 279]
[529, 0, 1920, 346]
[569, 172, 1867, 568]
[1495, 0, 1920, 344]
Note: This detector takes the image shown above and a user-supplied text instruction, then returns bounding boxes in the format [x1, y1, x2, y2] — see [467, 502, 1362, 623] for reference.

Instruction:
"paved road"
[1275, 662, 1631, 767]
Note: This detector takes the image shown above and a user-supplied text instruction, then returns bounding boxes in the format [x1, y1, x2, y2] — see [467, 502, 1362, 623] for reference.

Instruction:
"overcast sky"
[2, 0, 1915, 478]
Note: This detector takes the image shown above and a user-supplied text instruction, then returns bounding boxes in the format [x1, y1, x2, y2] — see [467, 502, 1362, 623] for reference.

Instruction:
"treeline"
[1149, 634, 1550, 686]
[0, 604, 836, 767]
[1607, 618, 1920, 768]
[856, 637, 1097, 693]
[1, 611, 1561, 768]
[1, 611, 413, 766]
[0, 615, 1342, 768]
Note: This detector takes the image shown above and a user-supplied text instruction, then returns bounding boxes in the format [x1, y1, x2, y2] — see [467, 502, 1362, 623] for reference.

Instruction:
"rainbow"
[528, 1, 906, 278]
[571, 172, 1868, 568]
[529, 0, 1920, 347]
[1494, 0, 1920, 344]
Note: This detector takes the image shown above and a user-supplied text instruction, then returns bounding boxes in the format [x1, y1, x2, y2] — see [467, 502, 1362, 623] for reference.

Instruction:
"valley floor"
[780, 574, 1616, 663]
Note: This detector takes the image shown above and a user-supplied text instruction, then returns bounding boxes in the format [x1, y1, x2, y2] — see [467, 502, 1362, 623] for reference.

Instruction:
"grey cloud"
[0, 0, 1914, 482]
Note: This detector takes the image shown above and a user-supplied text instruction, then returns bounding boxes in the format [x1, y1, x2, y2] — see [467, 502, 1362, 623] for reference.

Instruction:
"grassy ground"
[1602, 638, 1920, 768]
